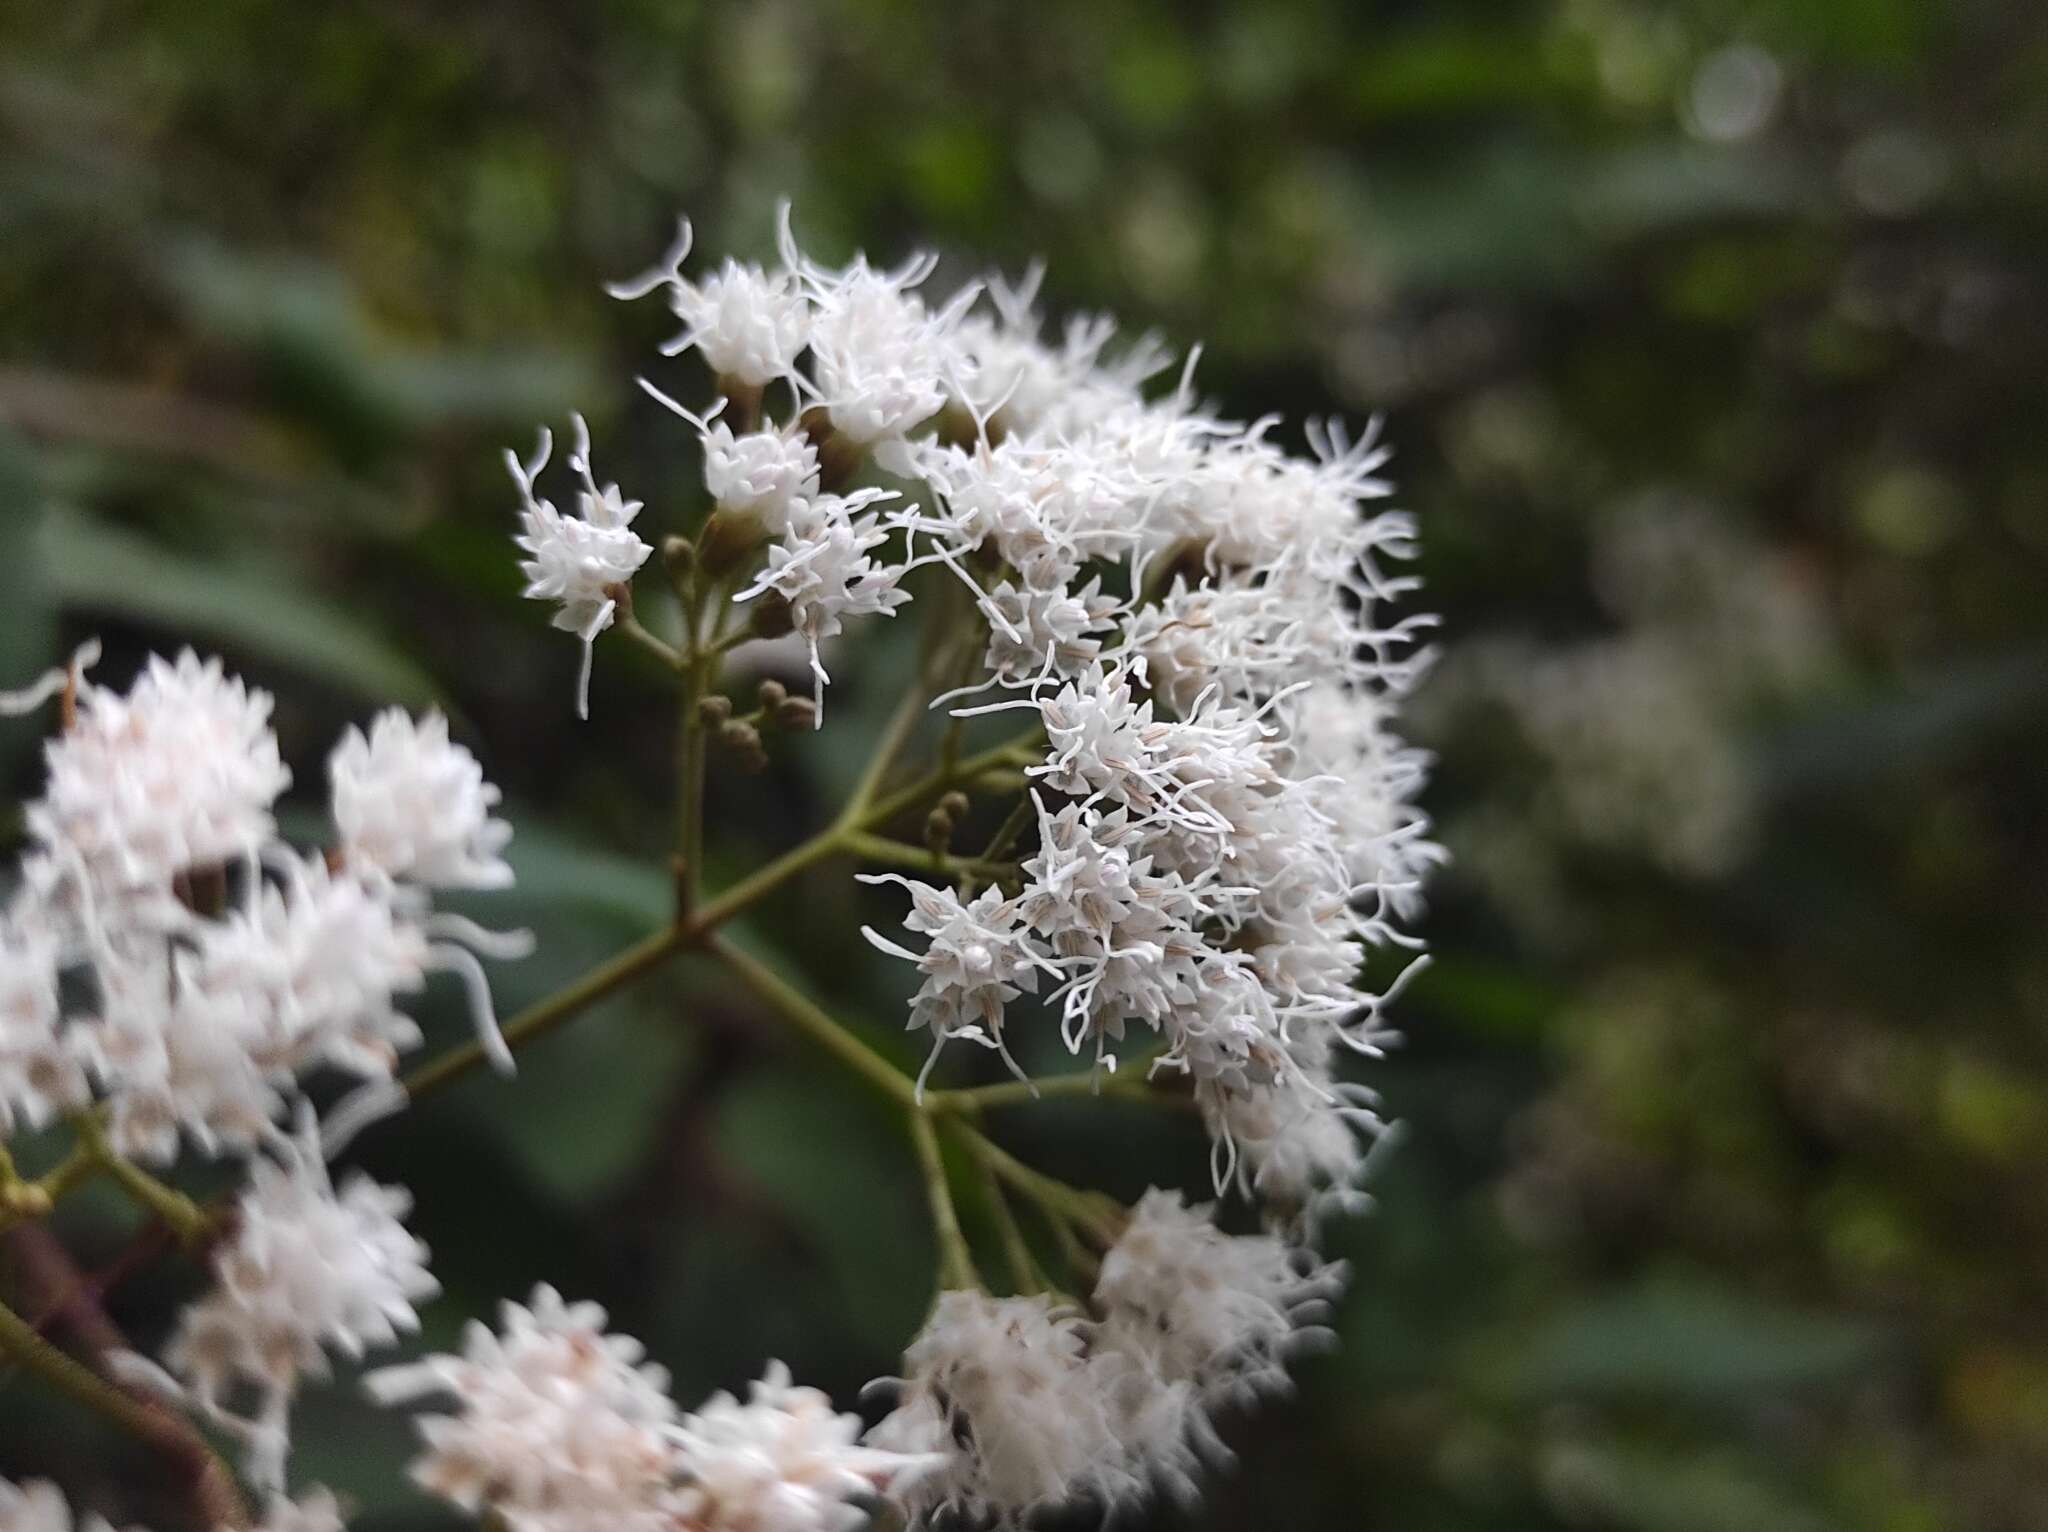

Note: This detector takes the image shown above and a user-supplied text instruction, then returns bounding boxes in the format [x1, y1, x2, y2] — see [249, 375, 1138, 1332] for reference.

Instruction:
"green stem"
[951, 1120, 1126, 1246]
[843, 680, 933, 823]
[927, 1063, 1166, 1114]
[677, 664, 710, 913]
[975, 1155, 1050, 1296]
[679, 826, 857, 941]
[402, 925, 686, 1103]
[858, 729, 1043, 831]
[0, 1297, 251, 1525]
[908, 1110, 980, 1291]
[71, 1117, 209, 1245]
[706, 934, 919, 1109]
[841, 831, 1016, 882]
[617, 615, 685, 672]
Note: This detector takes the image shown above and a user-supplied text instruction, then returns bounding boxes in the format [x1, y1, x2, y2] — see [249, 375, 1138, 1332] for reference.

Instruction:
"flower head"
[329, 710, 513, 890]
[670, 1361, 938, 1532]
[508, 416, 653, 718]
[27, 649, 289, 907]
[165, 1111, 436, 1485]
[366, 1285, 679, 1532]
[865, 1291, 1131, 1528]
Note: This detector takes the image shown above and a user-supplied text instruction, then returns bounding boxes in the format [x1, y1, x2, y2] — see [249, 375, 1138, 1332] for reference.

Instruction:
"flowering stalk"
[3, 201, 1437, 1530]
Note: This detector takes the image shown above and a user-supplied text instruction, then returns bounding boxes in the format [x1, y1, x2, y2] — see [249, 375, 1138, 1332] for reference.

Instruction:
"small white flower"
[733, 493, 913, 714]
[980, 575, 1121, 685]
[859, 876, 1057, 1091]
[330, 710, 514, 890]
[1093, 1189, 1345, 1403]
[782, 209, 972, 446]
[366, 1285, 680, 1532]
[88, 944, 288, 1163]
[942, 265, 1129, 433]
[1198, 1039, 1390, 1226]
[164, 1111, 437, 1487]
[668, 1360, 939, 1532]
[0, 908, 88, 1135]
[702, 419, 822, 531]
[865, 1290, 1132, 1528]
[27, 649, 290, 907]
[248, 1489, 350, 1532]
[508, 415, 653, 719]
[0, 1480, 138, 1532]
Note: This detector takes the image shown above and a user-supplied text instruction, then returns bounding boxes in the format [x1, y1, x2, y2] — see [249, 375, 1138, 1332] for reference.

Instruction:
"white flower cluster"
[0, 650, 526, 1159]
[493, 204, 1439, 1526]
[367, 1286, 936, 1532]
[0, 1480, 345, 1532]
[866, 1192, 1343, 1526]
[159, 1111, 439, 1486]
[529, 205, 1436, 1223]
[0, 646, 528, 1503]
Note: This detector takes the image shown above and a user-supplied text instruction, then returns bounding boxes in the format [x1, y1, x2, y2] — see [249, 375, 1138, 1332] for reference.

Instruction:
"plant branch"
[950, 1119, 1126, 1247]
[402, 924, 686, 1103]
[841, 831, 1017, 882]
[0, 1290, 250, 1526]
[705, 933, 919, 1109]
[927, 1061, 1173, 1114]
[908, 1110, 980, 1291]
[975, 1158, 1051, 1296]
[70, 1116, 211, 1246]
[617, 614, 685, 672]
[842, 679, 933, 824]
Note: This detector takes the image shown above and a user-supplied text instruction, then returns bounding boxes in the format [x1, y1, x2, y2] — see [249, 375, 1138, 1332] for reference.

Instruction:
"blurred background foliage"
[2, 0, 2046, 1528]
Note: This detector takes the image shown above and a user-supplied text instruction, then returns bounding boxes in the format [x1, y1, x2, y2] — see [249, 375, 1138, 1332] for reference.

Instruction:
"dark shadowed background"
[3, 1, 2046, 1528]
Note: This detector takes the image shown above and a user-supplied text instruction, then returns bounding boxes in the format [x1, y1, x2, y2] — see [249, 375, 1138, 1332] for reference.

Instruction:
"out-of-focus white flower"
[26, 649, 290, 908]
[0, 908, 88, 1135]
[247, 1489, 349, 1532]
[329, 710, 513, 891]
[1198, 1036, 1392, 1227]
[1093, 1189, 1345, 1403]
[87, 944, 287, 1163]
[508, 415, 653, 719]
[865, 1290, 1133, 1528]
[164, 1111, 436, 1488]
[669, 1361, 938, 1532]
[366, 1285, 679, 1532]
[0, 1479, 137, 1532]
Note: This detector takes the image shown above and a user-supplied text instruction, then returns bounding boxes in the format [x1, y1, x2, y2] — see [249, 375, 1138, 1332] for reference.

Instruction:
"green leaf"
[38, 510, 440, 705]
[1543, 1440, 1837, 1532]
[453, 991, 697, 1204]
[714, 1069, 932, 1346]
[483, 816, 674, 934]
[1505, 1276, 1888, 1404]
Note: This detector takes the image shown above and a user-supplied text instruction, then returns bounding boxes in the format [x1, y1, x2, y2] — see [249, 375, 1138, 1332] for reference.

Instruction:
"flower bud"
[756, 678, 789, 711]
[747, 592, 796, 639]
[938, 791, 972, 820]
[697, 507, 768, 578]
[772, 696, 817, 731]
[697, 694, 733, 726]
[717, 719, 769, 773]
[661, 534, 695, 581]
